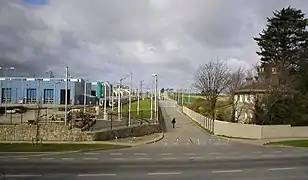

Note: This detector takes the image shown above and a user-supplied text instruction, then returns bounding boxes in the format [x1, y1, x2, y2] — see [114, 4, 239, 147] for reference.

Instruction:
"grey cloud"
[1, 0, 308, 88]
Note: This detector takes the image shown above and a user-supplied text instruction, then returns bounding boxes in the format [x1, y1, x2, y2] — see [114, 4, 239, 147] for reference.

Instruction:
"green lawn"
[265, 140, 308, 147]
[115, 99, 152, 119]
[0, 143, 127, 152]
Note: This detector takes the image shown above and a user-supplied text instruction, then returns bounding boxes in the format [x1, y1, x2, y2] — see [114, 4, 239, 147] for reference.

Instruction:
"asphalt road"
[1, 99, 308, 179]
[1, 156, 308, 179]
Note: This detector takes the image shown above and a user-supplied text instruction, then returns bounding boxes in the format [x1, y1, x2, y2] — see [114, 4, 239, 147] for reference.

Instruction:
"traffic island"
[0, 143, 128, 152]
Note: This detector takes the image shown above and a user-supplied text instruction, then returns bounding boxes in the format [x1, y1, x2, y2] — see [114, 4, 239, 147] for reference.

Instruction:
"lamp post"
[103, 81, 110, 120]
[152, 74, 158, 123]
[0, 66, 15, 118]
[137, 80, 144, 115]
[64, 67, 68, 126]
[83, 80, 87, 113]
[188, 80, 191, 103]
[128, 72, 132, 127]
[150, 78, 153, 120]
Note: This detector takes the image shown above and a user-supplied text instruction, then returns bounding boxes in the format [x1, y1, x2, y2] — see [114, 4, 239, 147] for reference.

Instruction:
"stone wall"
[0, 123, 162, 142]
[0, 124, 92, 142]
[89, 124, 162, 141]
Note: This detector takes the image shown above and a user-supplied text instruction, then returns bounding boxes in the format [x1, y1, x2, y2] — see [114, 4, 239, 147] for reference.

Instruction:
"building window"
[234, 95, 238, 102]
[1, 88, 12, 103]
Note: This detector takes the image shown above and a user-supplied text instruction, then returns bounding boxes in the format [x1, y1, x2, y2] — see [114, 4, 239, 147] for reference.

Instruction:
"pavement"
[1, 98, 308, 179]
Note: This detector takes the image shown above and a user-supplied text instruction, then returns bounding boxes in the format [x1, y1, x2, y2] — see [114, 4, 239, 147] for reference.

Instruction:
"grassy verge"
[0, 143, 127, 152]
[116, 99, 152, 119]
[265, 140, 308, 147]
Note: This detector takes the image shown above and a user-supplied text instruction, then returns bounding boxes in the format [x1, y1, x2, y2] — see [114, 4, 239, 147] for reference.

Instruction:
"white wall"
[182, 106, 308, 139]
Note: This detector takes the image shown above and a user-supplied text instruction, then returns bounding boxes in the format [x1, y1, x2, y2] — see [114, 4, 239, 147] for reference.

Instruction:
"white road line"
[112, 158, 125, 160]
[273, 151, 283, 153]
[15, 157, 29, 160]
[110, 153, 123, 156]
[215, 156, 232, 159]
[83, 158, 99, 160]
[136, 157, 150, 160]
[212, 170, 243, 173]
[62, 158, 75, 161]
[208, 152, 222, 155]
[189, 157, 204, 160]
[134, 153, 148, 156]
[148, 172, 182, 175]
[78, 173, 116, 177]
[41, 157, 54, 160]
[161, 157, 177, 160]
[184, 153, 197, 156]
[252, 151, 262, 154]
[5, 174, 42, 177]
[84, 152, 100, 155]
[160, 153, 172, 156]
[269, 167, 296, 171]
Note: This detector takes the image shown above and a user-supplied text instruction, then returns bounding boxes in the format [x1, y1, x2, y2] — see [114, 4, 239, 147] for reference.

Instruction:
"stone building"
[234, 63, 279, 123]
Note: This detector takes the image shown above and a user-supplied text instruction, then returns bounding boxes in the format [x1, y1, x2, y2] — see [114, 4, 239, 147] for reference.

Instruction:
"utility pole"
[128, 72, 132, 127]
[64, 67, 68, 126]
[150, 78, 153, 120]
[83, 80, 87, 113]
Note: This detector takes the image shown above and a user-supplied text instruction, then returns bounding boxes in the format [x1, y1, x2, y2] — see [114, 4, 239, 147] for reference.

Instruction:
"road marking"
[161, 157, 177, 160]
[184, 153, 196, 156]
[78, 173, 116, 177]
[136, 157, 150, 160]
[269, 167, 296, 171]
[84, 152, 100, 155]
[112, 158, 125, 160]
[189, 157, 204, 160]
[252, 151, 262, 154]
[83, 158, 99, 160]
[41, 157, 54, 160]
[110, 153, 123, 156]
[134, 153, 148, 156]
[160, 153, 172, 156]
[15, 157, 29, 160]
[215, 156, 232, 159]
[62, 158, 75, 161]
[148, 172, 182, 175]
[212, 170, 243, 173]
[5, 174, 42, 177]
[208, 152, 221, 155]
[273, 151, 283, 153]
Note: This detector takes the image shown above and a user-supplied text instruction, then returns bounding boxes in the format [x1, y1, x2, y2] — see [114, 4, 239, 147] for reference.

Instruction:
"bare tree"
[227, 67, 246, 122]
[193, 60, 231, 119]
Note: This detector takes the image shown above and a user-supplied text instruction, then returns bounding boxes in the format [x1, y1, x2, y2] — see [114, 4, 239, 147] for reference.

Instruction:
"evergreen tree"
[254, 6, 308, 72]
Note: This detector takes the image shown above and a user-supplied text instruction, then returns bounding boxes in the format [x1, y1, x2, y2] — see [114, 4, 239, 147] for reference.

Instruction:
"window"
[244, 113, 247, 119]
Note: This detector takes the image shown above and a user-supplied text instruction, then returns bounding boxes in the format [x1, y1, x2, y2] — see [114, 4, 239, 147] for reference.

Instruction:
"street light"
[83, 79, 88, 114]
[103, 81, 110, 120]
[0, 66, 15, 118]
[64, 67, 68, 126]
[137, 80, 144, 115]
[152, 73, 158, 123]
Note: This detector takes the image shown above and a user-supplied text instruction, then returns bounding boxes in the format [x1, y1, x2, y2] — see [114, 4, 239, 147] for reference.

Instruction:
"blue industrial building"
[0, 77, 93, 105]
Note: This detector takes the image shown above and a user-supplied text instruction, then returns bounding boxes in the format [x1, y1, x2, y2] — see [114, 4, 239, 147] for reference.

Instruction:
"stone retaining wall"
[0, 123, 162, 142]
[89, 124, 162, 141]
[0, 124, 92, 141]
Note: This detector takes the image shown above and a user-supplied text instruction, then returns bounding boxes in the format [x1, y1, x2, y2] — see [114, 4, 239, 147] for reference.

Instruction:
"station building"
[0, 77, 91, 105]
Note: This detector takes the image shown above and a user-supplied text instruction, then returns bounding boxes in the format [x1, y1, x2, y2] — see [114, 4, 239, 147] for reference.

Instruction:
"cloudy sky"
[0, 0, 307, 89]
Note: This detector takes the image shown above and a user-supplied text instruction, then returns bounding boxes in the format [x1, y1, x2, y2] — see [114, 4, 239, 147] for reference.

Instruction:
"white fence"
[182, 106, 308, 139]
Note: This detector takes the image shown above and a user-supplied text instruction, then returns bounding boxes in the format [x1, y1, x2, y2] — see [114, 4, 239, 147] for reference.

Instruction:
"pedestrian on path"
[172, 118, 176, 128]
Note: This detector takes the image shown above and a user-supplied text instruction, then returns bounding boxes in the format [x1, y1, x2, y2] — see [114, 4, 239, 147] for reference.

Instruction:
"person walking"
[172, 117, 176, 128]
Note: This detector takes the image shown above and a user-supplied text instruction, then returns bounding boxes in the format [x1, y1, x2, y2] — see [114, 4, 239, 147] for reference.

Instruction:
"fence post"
[110, 113, 113, 130]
